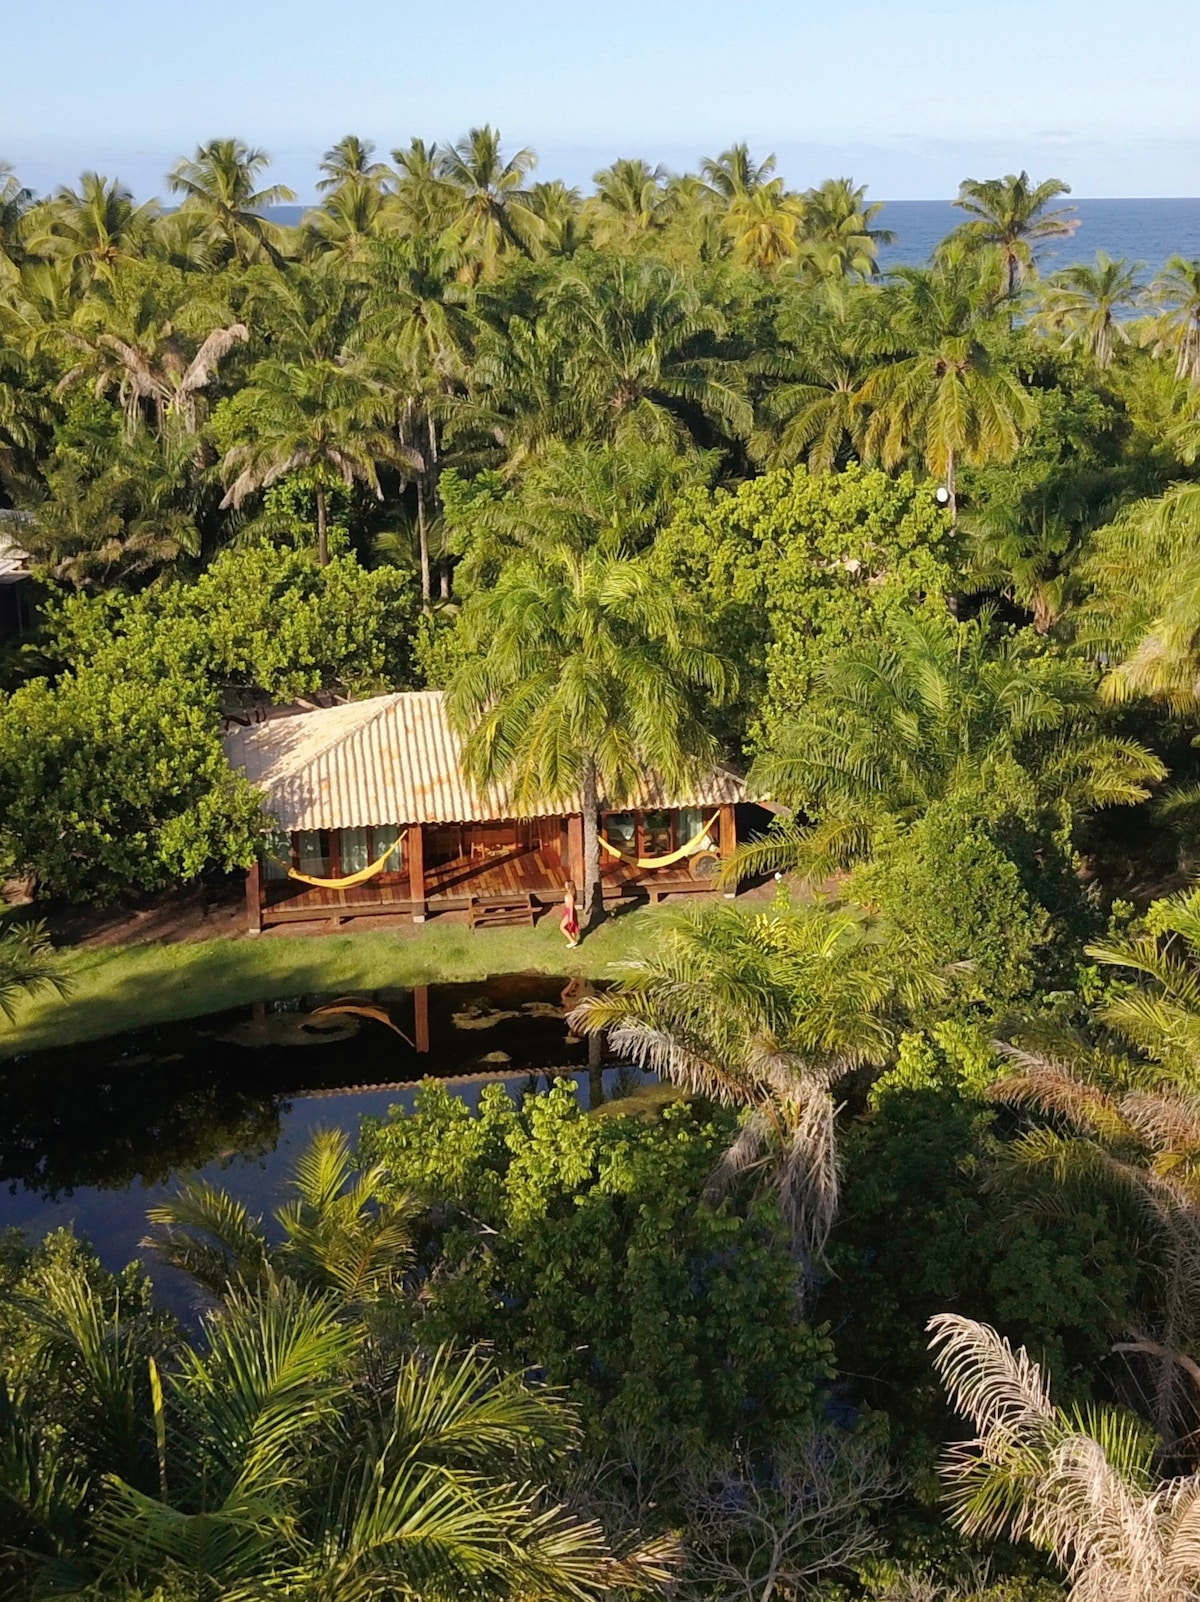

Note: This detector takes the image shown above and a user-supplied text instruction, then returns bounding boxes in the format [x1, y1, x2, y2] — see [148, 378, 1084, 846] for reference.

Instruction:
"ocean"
[268, 196, 1200, 277]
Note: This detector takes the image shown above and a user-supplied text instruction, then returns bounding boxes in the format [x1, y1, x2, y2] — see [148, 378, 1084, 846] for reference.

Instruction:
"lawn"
[0, 909, 664, 1060]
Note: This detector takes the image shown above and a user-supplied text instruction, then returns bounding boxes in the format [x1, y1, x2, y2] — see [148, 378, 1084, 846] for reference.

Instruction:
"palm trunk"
[416, 478, 432, 608]
[315, 485, 329, 567]
[427, 411, 451, 601]
[580, 757, 601, 928]
[945, 450, 957, 528]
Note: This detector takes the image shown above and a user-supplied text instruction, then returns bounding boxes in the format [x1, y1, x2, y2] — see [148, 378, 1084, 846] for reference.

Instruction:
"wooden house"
[224, 690, 749, 932]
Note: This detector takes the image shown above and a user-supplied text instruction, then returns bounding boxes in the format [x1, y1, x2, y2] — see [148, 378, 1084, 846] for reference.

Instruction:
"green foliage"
[360, 1079, 833, 1455]
[645, 463, 961, 750]
[849, 801, 1055, 1015]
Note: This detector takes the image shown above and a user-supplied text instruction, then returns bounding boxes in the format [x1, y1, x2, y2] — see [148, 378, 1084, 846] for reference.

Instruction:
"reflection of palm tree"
[0, 921, 67, 1024]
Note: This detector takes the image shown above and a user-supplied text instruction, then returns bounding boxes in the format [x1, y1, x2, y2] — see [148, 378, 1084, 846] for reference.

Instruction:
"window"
[296, 830, 330, 877]
[677, 807, 704, 847]
[642, 810, 672, 856]
[373, 825, 403, 874]
[339, 828, 370, 875]
[604, 813, 636, 850]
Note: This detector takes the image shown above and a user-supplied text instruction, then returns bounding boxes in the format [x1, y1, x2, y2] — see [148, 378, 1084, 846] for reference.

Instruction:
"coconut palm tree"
[737, 608, 1164, 884]
[1149, 256, 1200, 382]
[857, 258, 1035, 519]
[951, 172, 1076, 295]
[316, 134, 392, 194]
[301, 179, 397, 264]
[0, 343, 48, 487]
[0, 921, 67, 1024]
[437, 126, 539, 280]
[723, 180, 804, 271]
[166, 139, 296, 266]
[751, 281, 875, 471]
[144, 1127, 416, 1306]
[219, 355, 417, 564]
[571, 899, 933, 1267]
[390, 137, 459, 238]
[448, 541, 734, 923]
[0, 160, 34, 283]
[800, 177, 894, 280]
[25, 173, 159, 289]
[929, 1312, 1200, 1602]
[585, 158, 672, 253]
[699, 143, 778, 202]
[1036, 252, 1146, 369]
[56, 261, 247, 438]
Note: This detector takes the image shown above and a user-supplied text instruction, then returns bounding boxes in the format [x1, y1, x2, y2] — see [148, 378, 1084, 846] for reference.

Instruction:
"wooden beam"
[566, 813, 584, 889]
[245, 860, 263, 935]
[718, 804, 737, 899]
[409, 823, 426, 922]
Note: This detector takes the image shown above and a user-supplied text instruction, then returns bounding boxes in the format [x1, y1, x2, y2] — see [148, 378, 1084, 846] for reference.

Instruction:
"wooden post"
[245, 860, 263, 935]
[409, 823, 426, 922]
[413, 984, 430, 1053]
[718, 804, 738, 899]
[566, 813, 585, 891]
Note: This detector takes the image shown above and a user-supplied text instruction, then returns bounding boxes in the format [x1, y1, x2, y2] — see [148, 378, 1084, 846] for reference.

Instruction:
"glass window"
[263, 836, 291, 881]
[373, 825, 403, 872]
[604, 812, 636, 849]
[296, 830, 329, 877]
[339, 827, 370, 874]
[676, 807, 704, 846]
[643, 810, 672, 855]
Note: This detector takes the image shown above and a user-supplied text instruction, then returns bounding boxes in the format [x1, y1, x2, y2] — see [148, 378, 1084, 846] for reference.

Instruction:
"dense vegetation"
[5, 137, 1200, 1596]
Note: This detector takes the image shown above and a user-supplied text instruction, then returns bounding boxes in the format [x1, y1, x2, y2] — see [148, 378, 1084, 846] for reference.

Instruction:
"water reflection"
[0, 976, 632, 1283]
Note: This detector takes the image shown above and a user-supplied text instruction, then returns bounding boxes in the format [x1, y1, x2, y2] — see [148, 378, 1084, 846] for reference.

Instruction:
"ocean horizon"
[266, 195, 1200, 276]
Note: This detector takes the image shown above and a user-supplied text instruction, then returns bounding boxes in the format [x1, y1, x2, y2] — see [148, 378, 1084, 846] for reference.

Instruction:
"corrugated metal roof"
[224, 690, 745, 831]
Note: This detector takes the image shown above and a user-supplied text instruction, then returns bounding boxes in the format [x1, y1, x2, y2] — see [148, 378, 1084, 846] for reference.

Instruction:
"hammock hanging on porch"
[275, 829, 407, 890]
[598, 812, 720, 870]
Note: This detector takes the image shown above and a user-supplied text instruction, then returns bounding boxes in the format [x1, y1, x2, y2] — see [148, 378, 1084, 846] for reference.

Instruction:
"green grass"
[0, 909, 664, 1060]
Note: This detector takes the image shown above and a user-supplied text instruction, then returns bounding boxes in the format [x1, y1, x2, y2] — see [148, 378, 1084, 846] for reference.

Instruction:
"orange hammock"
[274, 829, 407, 890]
[598, 812, 719, 870]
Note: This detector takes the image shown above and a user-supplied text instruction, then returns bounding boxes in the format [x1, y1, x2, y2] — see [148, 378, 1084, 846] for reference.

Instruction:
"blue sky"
[4, 0, 1198, 201]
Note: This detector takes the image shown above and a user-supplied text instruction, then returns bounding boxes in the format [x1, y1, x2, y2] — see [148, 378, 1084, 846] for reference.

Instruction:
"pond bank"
[0, 911, 662, 1059]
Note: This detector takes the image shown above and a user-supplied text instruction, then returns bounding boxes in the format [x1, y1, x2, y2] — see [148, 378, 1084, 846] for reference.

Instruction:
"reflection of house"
[224, 690, 748, 932]
[0, 523, 35, 644]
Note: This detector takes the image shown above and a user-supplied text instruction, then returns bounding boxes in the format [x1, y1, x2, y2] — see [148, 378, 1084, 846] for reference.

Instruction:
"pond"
[0, 974, 642, 1301]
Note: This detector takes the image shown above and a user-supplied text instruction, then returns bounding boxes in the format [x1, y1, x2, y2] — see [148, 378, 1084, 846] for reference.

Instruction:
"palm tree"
[219, 356, 416, 564]
[448, 541, 734, 923]
[929, 1312, 1200, 1602]
[316, 134, 392, 194]
[390, 137, 458, 238]
[0, 921, 67, 1024]
[571, 899, 933, 1267]
[951, 172, 1076, 295]
[56, 262, 247, 438]
[0, 343, 48, 487]
[585, 158, 672, 253]
[0, 160, 34, 283]
[474, 258, 751, 460]
[301, 179, 397, 264]
[166, 139, 296, 265]
[738, 609, 1164, 884]
[0, 1255, 664, 1600]
[857, 258, 1034, 519]
[752, 281, 874, 471]
[1150, 256, 1200, 382]
[699, 143, 778, 202]
[359, 236, 474, 603]
[800, 177, 894, 280]
[1036, 252, 1146, 368]
[437, 126, 539, 280]
[25, 173, 159, 288]
[723, 181, 804, 270]
[144, 1127, 416, 1305]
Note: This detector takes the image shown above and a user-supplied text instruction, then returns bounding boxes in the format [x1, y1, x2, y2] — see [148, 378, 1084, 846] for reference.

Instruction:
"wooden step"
[468, 893, 537, 929]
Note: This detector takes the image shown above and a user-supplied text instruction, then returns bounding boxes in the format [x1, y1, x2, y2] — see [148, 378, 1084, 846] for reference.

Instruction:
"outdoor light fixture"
[934, 485, 951, 507]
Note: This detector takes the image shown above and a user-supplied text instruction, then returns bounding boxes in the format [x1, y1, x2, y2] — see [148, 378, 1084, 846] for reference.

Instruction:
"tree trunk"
[580, 757, 601, 927]
[427, 412, 452, 601]
[945, 450, 957, 528]
[315, 484, 329, 567]
[416, 477, 432, 608]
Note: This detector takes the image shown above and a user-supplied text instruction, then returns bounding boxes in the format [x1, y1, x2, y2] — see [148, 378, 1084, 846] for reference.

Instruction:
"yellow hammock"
[599, 812, 719, 870]
[275, 829, 407, 890]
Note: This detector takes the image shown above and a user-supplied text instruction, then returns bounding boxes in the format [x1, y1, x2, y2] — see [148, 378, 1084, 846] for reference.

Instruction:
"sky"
[4, 0, 1199, 203]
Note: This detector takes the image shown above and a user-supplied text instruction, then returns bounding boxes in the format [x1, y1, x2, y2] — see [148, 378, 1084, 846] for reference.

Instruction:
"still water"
[0, 976, 638, 1298]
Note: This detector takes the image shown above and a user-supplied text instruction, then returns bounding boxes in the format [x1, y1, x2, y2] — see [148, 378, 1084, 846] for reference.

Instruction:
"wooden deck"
[258, 844, 725, 929]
